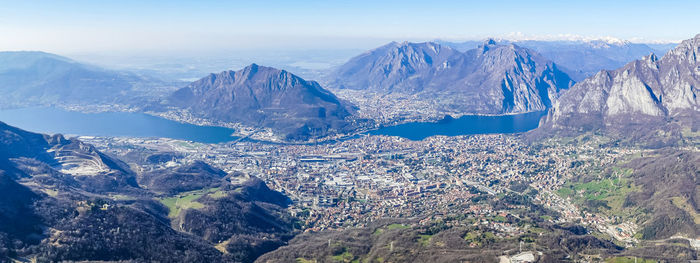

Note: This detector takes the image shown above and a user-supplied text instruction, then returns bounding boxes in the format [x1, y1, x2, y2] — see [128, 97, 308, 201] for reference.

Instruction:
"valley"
[0, 5, 698, 261]
[75, 128, 699, 262]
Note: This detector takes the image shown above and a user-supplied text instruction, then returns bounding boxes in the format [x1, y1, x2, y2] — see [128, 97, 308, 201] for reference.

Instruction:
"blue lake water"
[368, 111, 547, 140]
[0, 107, 546, 143]
[0, 107, 239, 143]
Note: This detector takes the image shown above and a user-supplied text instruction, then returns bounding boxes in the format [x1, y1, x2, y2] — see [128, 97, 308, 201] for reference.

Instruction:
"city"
[81, 130, 662, 248]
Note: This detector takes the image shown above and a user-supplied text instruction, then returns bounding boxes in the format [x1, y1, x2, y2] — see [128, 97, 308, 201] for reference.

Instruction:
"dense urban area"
[82, 129, 700, 252]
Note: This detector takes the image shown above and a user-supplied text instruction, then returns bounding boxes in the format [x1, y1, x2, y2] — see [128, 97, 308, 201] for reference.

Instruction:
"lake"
[0, 107, 546, 143]
[368, 111, 547, 140]
[0, 107, 239, 143]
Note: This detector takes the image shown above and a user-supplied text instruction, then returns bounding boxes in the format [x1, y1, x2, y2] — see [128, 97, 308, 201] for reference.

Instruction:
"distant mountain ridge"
[539, 34, 699, 143]
[328, 40, 574, 114]
[0, 51, 169, 108]
[168, 63, 359, 140]
[436, 39, 677, 81]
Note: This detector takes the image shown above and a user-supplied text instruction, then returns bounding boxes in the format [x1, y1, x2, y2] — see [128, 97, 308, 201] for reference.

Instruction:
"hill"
[0, 122, 297, 262]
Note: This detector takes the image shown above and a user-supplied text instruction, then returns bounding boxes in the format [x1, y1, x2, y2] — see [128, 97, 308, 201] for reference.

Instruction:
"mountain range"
[0, 51, 173, 108]
[0, 37, 694, 144]
[437, 39, 678, 81]
[167, 63, 361, 140]
[540, 34, 699, 143]
[327, 40, 575, 114]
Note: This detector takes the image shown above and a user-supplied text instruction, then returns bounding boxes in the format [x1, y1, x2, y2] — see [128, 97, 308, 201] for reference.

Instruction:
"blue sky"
[1, 0, 699, 54]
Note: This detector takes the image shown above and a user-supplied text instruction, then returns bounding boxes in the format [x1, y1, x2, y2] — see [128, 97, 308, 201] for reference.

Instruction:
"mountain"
[168, 63, 358, 140]
[0, 122, 297, 262]
[328, 41, 574, 114]
[327, 41, 463, 93]
[0, 121, 138, 193]
[0, 51, 169, 107]
[541, 34, 699, 143]
[438, 39, 677, 81]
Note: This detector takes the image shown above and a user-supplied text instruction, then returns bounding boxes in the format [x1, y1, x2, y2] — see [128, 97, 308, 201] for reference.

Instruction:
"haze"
[2, 0, 699, 56]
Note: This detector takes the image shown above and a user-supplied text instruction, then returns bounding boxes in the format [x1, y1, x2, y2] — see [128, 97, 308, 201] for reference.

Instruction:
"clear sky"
[1, 0, 699, 54]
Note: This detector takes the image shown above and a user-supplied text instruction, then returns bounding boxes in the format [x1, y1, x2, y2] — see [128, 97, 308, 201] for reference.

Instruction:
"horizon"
[2, 0, 698, 56]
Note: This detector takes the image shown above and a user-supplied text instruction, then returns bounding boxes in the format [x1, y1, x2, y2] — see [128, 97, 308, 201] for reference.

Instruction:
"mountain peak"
[170, 64, 354, 140]
[643, 53, 659, 62]
[330, 39, 573, 114]
[232, 63, 301, 83]
[477, 38, 503, 53]
[664, 33, 700, 63]
[240, 63, 271, 75]
[681, 34, 700, 45]
[484, 38, 498, 46]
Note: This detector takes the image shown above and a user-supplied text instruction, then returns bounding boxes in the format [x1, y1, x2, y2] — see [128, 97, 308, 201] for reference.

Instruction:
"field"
[159, 187, 220, 218]
[557, 166, 640, 218]
[605, 256, 657, 263]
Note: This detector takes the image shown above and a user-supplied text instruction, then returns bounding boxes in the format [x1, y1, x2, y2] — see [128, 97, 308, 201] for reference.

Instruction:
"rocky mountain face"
[328, 41, 574, 114]
[438, 39, 676, 81]
[0, 122, 297, 262]
[327, 41, 463, 93]
[0, 51, 169, 107]
[169, 64, 358, 140]
[542, 34, 699, 141]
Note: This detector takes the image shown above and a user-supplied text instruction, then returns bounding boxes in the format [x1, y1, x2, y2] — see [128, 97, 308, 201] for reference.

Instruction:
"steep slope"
[169, 63, 357, 140]
[327, 41, 463, 93]
[328, 41, 574, 114]
[450, 41, 574, 113]
[0, 51, 167, 107]
[542, 34, 699, 141]
[0, 121, 137, 192]
[0, 173, 43, 252]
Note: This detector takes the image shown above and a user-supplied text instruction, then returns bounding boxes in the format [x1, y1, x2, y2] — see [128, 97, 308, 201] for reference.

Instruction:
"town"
[82, 131, 648, 245]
